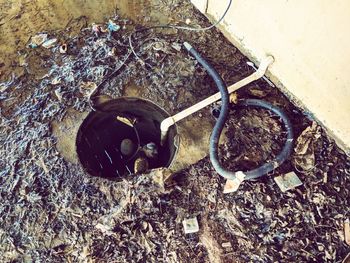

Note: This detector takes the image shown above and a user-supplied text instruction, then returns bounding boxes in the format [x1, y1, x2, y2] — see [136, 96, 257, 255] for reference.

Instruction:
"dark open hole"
[76, 97, 178, 179]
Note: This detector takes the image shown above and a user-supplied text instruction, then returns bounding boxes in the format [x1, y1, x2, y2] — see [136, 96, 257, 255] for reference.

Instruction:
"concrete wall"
[191, 0, 350, 153]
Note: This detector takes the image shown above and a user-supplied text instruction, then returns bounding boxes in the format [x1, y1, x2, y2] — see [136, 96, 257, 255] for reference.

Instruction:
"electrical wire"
[91, 0, 233, 108]
[128, 0, 233, 64]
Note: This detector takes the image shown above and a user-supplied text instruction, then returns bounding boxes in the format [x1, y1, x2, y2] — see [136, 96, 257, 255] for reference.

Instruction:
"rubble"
[0, 1, 349, 262]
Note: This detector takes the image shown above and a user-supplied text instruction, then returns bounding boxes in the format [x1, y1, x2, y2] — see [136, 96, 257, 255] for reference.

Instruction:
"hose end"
[223, 171, 246, 193]
[160, 130, 167, 146]
[183, 42, 193, 51]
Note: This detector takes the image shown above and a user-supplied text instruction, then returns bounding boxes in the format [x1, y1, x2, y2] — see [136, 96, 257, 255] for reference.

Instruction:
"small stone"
[222, 242, 232, 248]
[274, 172, 303, 192]
[54, 89, 63, 102]
[120, 138, 135, 157]
[229, 92, 238, 104]
[183, 217, 199, 234]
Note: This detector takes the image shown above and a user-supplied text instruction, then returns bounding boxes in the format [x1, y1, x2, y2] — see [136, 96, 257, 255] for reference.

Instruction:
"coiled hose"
[184, 42, 294, 181]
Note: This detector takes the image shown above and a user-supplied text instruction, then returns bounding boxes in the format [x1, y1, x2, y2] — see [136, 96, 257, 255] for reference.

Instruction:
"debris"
[248, 87, 268, 98]
[229, 92, 238, 104]
[116, 116, 135, 127]
[345, 219, 350, 246]
[0, 3, 349, 262]
[221, 242, 232, 248]
[107, 19, 120, 32]
[134, 157, 149, 174]
[51, 77, 61, 85]
[91, 23, 101, 33]
[42, 38, 58, 49]
[146, 168, 173, 188]
[293, 122, 321, 171]
[223, 171, 246, 193]
[28, 33, 48, 48]
[183, 217, 199, 234]
[274, 171, 303, 192]
[79, 81, 97, 98]
[54, 89, 63, 102]
[59, 43, 67, 54]
[142, 142, 158, 159]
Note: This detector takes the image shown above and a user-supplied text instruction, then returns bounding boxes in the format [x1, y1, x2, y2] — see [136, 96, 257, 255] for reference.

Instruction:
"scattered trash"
[274, 171, 303, 192]
[221, 242, 232, 248]
[345, 219, 350, 246]
[116, 116, 135, 127]
[28, 33, 48, 48]
[293, 122, 321, 172]
[54, 88, 63, 102]
[183, 217, 199, 234]
[91, 23, 101, 34]
[171, 42, 182, 52]
[0, 3, 349, 262]
[59, 43, 67, 54]
[142, 142, 158, 159]
[42, 38, 57, 49]
[229, 92, 238, 104]
[79, 81, 97, 98]
[223, 171, 246, 194]
[107, 19, 120, 32]
[51, 77, 61, 85]
[134, 157, 149, 174]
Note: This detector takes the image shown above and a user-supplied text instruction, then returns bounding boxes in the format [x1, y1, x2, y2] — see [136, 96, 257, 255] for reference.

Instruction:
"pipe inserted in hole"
[160, 43, 274, 145]
[177, 42, 293, 186]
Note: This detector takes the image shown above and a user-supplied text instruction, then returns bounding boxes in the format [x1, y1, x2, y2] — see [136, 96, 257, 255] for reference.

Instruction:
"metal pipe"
[160, 55, 274, 144]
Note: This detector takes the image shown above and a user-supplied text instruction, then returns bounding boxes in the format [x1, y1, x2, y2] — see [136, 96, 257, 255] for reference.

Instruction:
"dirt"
[0, 0, 349, 262]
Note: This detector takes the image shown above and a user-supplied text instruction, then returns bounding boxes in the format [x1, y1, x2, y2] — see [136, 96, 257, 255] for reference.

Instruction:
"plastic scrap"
[29, 33, 48, 48]
[59, 44, 67, 54]
[183, 217, 199, 234]
[107, 20, 120, 32]
[223, 171, 246, 194]
[92, 23, 101, 34]
[42, 38, 58, 49]
[274, 171, 303, 192]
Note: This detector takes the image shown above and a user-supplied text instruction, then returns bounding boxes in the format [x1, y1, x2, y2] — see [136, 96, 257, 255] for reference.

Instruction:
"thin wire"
[129, 0, 233, 63]
[90, 0, 233, 108]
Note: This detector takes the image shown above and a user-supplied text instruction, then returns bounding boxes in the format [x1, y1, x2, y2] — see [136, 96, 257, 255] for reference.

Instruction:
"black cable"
[184, 42, 294, 181]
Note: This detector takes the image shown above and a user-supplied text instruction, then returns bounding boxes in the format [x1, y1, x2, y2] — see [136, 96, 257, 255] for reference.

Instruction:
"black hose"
[184, 42, 294, 181]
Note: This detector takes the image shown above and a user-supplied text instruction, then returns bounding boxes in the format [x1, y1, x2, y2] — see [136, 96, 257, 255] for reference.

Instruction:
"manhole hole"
[76, 97, 178, 179]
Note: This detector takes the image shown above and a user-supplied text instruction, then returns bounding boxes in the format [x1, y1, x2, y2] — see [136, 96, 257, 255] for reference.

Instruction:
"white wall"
[192, 0, 350, 153]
